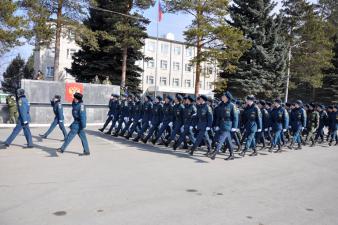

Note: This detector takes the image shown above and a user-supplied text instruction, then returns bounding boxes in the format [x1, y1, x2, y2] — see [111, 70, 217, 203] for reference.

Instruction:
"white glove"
[288, 126, 291, 129]
[301, 127, 305, 131]
[124, 117, 128, 122]
[215, 127, 220, 131]
[169, 122, 173, 127]
[206, 127, 211, 131]
[138, 119, 142, 123]
[23, 121, 28, 125]
[59, 120, 63, 123]
[264, 128, 268, 132]
[159, 123, 163, 127]
[269, 127, 272, 131]
[148, 121, 152, 126]
[111, 115, 114, 118]
[189, 126, 193, 130]
[283, 129, 287, 132]
[257, 129, 262, 132]
[180, 126, 184, 133]
[231, 128, 236, 132]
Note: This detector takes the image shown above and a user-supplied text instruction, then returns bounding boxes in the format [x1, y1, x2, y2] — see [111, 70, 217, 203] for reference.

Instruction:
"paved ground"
[0, 127, 338, 225]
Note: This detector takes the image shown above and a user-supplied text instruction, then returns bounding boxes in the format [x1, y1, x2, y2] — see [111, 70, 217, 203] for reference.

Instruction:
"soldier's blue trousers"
[315, 126, 325, 141]
[44, 118, 67, 138]
[102, 116, 113, 130]
[175, 126, 195, 147]
[5, 123, 33, 147]
[154, 121, 171, 142]
[292, 127, 302, 144]
[61, 126, 89, 153]
[271, 129, 282, 147]
[244, 131, 256, 150]
[167, 122, 183, 143]
[121, 120, 133, 135]
[216, 130, 233, 154]
[127, 120, 140, 137]
[107, 117, 119, 133]
[144, 123, 161, 141]
[231, 131, 241, 147]
[192, 128, 212, 151]
[137, 121, 151, 138]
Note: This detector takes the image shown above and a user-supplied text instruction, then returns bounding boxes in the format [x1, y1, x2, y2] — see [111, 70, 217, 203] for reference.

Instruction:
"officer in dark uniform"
[57, 92, 90, 155]
[151, 96, 174, 145]
[142, 96, 164, 143]
[232, 100, 243, 152]
[133, 95, 153, 142]
[3, 89, 33, 148]
[315, 104, 328, 143]
[173, 96, 197, 150]
[39, 95, 68, 140]
[305, 103, 319, 146]
[288, 100, 307, 150]
[209, 91, 238, 160]
[105, 95, 121, 134]
[125, 94, 143, 139]
[327, 105, 338, 146]
[113, 94, 129, 136]
[189, 95, 213, 156]
[99, 94, 119, 132]
[257, 100, 270, 149]
[269, 99, 288, 152]
[165, 94, 185, 147]
[239, 95, 262, 157]
[119, 94, 136, 137]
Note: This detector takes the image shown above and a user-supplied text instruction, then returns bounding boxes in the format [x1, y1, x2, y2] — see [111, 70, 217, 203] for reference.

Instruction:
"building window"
[173, 78, 180, 87]
[173, 62, 180, 71]
[186, 47, 193, 57]
[184, 79, 192, 88]
[147, 41, 155, 52]
[67, 49, 76, 59]
[207, 82, 213, 90]
[207, 67, 213, 75]
[185, 64, 192, 72]
[161, 43, 169, 54]
[68, 29, 76, 40]
[199, 81, 203, 89]
[46, 66, 54, 78]
[173, 46, 181, 55]
[146, 75, 154, 84]
[160, 77, 167, 86]
[160, 60, 168, 70]
[147, 60, 155, 68]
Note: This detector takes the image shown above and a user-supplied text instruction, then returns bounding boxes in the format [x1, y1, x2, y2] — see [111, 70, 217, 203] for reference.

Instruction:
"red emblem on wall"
[65, 83, 83, 103]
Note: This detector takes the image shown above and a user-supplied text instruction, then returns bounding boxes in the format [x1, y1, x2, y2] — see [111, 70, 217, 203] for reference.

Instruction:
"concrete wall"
[0, 80, 120, 124]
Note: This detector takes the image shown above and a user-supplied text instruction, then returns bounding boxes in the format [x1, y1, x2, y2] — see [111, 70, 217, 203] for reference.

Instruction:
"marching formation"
[98, 91, 338, 160]
[1, 88, 337, 159]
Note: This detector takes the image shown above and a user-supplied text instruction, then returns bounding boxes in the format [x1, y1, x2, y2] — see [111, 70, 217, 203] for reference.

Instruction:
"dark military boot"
[250, 149, 258, 156]
[98, 128, 104, 132]
[133, 136, 140, 142]
[125, 133, 131, 140]
[295, 143, 302, 150]
[39, 134, 47, 139]
[236, 145, 242, 152]
[275, 144, 282, 153]
[189, 148, 195, 156]
[151, 139, 157, 145]
[209, 150, 217, 160]
[225, 154, 235, 160]
[239, 149, 247, 157]
[268, 145, 274, 152]
[173, 142, 178, 151]
[141, 138, 148, 144]
[288, 141, 294, 150]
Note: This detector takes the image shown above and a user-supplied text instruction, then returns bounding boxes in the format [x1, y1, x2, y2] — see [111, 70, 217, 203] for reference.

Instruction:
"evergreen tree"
[68, 0, 151, 93]
[1, 55, 25, 93]
[23, 54, 35, 79]
[225, 0, 287, 99]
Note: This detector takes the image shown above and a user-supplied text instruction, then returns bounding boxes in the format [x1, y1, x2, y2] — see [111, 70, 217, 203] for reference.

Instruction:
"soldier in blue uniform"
[151, 96, 175, 145]
[133, 95, 153, 142]
[165, 94, 185, 147]
[257, 100, 270, 149]
[239, 95, 262, 157]
[125, 95, 143, 139]
[3, 89, 33, 148]
[189, 95, 213, 156]
[315, 104, 328, 143]
[99, 94, 119, 133]
[269, 99, 289, 152]
[39, 95, 68, 140]
[113, 94, 129, 136]
[173, 96, 197, 150]
[57, 93, 90, 155]
[209, 91, 238, 160]
[119, 94, 136, 137]
[142, 96, 164, 143]
[288, 100, 307, 150]
[327, 105, 338, 146]
[105, 95, 121, 134]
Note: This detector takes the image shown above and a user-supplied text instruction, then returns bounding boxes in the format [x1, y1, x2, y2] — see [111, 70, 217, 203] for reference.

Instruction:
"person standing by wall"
[6, 95, 18, 124]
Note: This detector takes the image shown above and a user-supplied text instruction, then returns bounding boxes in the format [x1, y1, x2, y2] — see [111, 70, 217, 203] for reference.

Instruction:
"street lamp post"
[285, 46, 292, 103]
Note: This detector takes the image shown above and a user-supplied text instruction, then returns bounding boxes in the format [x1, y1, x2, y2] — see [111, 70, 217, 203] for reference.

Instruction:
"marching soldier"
[6, 95, 18, 124]
[133, 95, 153, 142]
[113, 94, 129, 136]
[305, 103, 320, 146]
[327, 105, 338, 146]
[315, 104, 328, 143]
[124, 95, 143, 139]
[3, 89, 33, 148]
[99, 94, 119, 133]
[269, 99, 288, 152]
[39, 95, 68, 140]
[142, 96, 164, 143]
[119, 94, 136, 137]
[288, 100, 307, 150]
[57, 92, 90, 155]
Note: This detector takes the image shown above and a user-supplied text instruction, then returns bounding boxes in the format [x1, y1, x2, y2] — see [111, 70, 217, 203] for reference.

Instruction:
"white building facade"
[34, 29, 218, 96]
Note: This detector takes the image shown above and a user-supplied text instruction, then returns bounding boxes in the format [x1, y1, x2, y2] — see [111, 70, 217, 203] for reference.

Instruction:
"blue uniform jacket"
[327, 111, 338, 130]
[17, 96, 31, 125]
[196, 103, 213, 130]
[242, 104, 262, 131]
[151, 102, 164, 125]
[132, 101, 143, 121]
[141, 101, 153, 122]
[162, 103, 174, 123]
[51, 100, 64, 121]
[290, 107, 306, 129]
[261, 108, 270, 129]
[216, 101, 238, 132]
[173, 103, 185, 125]
[71, 101, 86, 130]
[119, 100, 129, 119]
[183, 104, 197, 126]
[270, 106, 288, 131]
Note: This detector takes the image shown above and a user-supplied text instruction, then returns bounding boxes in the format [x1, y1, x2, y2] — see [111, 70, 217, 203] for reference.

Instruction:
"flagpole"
[154, 4, 159, 98]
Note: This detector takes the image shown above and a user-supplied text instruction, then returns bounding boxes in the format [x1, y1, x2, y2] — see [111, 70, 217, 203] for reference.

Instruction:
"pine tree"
[23, 54, 35, 79]
[1, 55, 25, 93]
[225, 0, 287, 99]
[68, 0, 151, 93]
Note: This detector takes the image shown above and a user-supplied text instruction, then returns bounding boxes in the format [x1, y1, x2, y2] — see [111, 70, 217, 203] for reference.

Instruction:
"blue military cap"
[246, 95, 255, 101]
[187, 96, 195, 102]
[274, 99, 282, 104]
[222, 91, 233, 100]
[236, 100, 242, 106]
[328, 105, 334, 109]
[166, 95, 173, 102]
[295, 100, 303, 106]
[183, 96, 188, 100]
[17, 88, 25, 97]
[285, 102, 291, 107]
[310, 103, 316, 108]
[176, 94, 183, 101]
[74, 92, 83, 100]
[259, 100, 266, 105]
[266, 101, 272, 106]
[156, 96, 163, 101]
[54, 95, 61, 100]
[146, 95, 153, 101]
[199, 95, 208, 102]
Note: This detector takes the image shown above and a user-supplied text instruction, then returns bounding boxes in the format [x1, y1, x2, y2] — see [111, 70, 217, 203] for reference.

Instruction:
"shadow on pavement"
[86, 129, 209, 164]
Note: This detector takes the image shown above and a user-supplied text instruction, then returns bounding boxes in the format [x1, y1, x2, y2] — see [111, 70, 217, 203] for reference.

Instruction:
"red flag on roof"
[158, 0, 164, 22]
